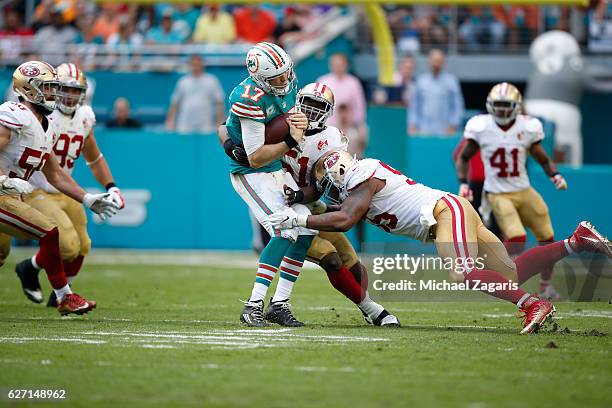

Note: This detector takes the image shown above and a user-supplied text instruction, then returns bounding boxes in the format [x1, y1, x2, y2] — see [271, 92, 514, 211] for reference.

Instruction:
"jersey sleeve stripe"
[0, 118, 23, 128]
[234, 102, 263, 112]
[231, 107, 265, 119]
[231, 105, 264, 116]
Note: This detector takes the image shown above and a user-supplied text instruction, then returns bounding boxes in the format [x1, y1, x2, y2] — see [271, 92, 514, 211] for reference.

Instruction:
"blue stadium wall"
[74, 106, 612, 250]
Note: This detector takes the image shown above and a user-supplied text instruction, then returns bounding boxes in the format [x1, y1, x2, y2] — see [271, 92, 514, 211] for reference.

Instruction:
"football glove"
[267, 208, 308, 230]
[458, 183, 473, 201]
[0, 175, 33, 195]
[83, 193, 119, 220]
[551, 173, 568, 190]
[107, 186, 125, 209]
[283, 184, 304, 206]
[223, 138, 250, 167]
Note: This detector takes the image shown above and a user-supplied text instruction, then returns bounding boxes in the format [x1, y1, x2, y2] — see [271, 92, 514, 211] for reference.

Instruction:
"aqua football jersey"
[226, 77, 297, 174]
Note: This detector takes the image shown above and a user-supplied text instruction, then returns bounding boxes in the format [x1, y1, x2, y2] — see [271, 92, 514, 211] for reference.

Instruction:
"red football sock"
[515, 240, 569, 285]
[505, 235, 526, 256]
[537, 238, 555, 284]
[64, 255, 84, 278]
[35, 228, 68, 290]
[464, 269, 533, 305]
[326, 266, 363, 304]
[349, 263, 369, 298]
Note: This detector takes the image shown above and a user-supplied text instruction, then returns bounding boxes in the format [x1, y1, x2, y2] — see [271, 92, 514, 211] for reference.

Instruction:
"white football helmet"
[56, 63, 87, 115]
[12, 61, 59, 113]
[313, 150, 357, 204]
[296, 82, 335, 131]
[486, 82, 522, 126]
[246, 42, 295, 96]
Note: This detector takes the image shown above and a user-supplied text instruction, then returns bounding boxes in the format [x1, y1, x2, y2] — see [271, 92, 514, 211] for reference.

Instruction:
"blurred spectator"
[170, 4, 200, 40]
[273, 7, 303, 47]
[107, 15, 144, 46]
[409, 49, 464, 136]
[233, 6, 277, 43]
[107, 98, 142, 128]
[0, 10, 34, 36]
[91, 4, 122, 42]
[166, 55, 225, 133]
[74, 13, 104, 45]
[33, 0, 79, 29]
[192, 5, 236, 44]
[135, 6, 156, 35]
[34, 6, 79, 65]
[394, 55, 416, 106]
[316, 53, 367, 128]
[589, 0, 612, 52]
[146, 9, 186, 44]
[458, 7, 506, 51]
[337, 104, 369, 159]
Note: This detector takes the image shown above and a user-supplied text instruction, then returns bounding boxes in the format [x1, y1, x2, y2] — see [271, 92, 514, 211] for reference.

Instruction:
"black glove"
[283, 184, 304, 205]
[223, 138, 250, 167]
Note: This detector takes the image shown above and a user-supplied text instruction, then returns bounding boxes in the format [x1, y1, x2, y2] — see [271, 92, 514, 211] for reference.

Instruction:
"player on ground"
[14, 63, 125, 307]
[268, 149, 611, 334]
[456, 82, 567, 299]
[225, 42, 315, 327]
[0, 61, 119, 315]
[223, 83, 399, 326]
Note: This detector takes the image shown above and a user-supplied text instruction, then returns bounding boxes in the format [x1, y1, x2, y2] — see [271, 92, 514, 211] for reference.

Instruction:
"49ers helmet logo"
[247, 54, 259, 74]
[325, 152, 340, 169]
[19, 65, 40, 77]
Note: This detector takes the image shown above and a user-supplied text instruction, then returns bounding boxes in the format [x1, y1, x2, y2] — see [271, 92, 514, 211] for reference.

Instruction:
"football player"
[223, 83, 399, 326]
[268, 149, 611, 334]
[14, 63, 125, 307]
[0, 61, 118, 315]
[456, 83, 567, 299]
[224, 42, 315, 327]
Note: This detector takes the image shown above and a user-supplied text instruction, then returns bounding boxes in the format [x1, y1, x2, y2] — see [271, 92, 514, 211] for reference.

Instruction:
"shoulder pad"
[345, 159, 378, 191]
[465, 115, 488, 134]
[77, 105, 96, 124]
[0, 102, 29, 130]
[522, 115, 544, 133]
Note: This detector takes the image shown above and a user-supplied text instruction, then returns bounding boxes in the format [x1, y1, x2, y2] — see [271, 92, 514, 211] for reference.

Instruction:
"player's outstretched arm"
[82, 130, 125, 209]
[455, 139, 479, 200]
[42, 153, 118, 219]
[305, 181, 376, 232]
[283, 184, 321, 206]
[530, 142, 567, 190]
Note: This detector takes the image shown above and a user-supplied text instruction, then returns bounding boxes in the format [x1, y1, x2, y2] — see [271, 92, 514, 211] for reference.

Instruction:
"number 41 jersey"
[0, 101, 56, 181]
[464, 114, 544, 194]
[29, 105, 95, 193]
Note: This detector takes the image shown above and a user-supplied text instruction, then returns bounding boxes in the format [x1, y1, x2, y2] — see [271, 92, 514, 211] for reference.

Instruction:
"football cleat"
[47, 290, 58, 308]
[265, 299, 304, 327]
[569, 221, 612, 258]
[15, 259, 43, 304]
[240, 299, 269, 327]
[56, 293, 96, 316]
[519, 298, 555, 334]
[359, 307, 401, 327]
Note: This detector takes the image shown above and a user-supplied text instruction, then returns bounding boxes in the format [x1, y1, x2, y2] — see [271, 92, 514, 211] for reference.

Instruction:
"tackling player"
[456, 82, 566, 299]
[14, 63, 125, 307]
[267, 149, 611, 334]
[223, 83, 399, 326]
[224, 42, 315, 327]
[0, 61, 119, 315]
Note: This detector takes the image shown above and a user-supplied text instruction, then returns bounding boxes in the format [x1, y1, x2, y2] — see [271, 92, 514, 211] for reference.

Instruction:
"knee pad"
[280, 228, 298, 243]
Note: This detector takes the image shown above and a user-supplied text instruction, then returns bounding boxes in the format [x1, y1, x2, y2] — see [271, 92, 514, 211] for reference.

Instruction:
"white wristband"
[296, 214, 308, 227]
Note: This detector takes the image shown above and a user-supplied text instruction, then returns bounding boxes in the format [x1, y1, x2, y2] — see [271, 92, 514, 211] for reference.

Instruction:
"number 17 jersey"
[463, 114, 544, 194]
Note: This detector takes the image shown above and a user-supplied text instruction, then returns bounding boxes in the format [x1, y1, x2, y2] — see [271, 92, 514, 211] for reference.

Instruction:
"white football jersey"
[30, 105, 95, 193]
[0, 101, 56, 181]
[464, 114, 544, 194]
[344, 159, 446, 242]
[282, 126, 348, 187]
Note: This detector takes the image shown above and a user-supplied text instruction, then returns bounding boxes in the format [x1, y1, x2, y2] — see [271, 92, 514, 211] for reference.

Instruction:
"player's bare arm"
[82, 130, 125, 208]
[305, 180, 379, 232]
[283, 184, 321, 206]
[247, 112, 307, 169]
[530, 142, 567, 190]
[41, 153, 89, 202]
[455, 138, 479, 182]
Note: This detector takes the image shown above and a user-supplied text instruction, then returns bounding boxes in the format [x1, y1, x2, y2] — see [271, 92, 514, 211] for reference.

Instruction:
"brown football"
[265, 113, 290, 144]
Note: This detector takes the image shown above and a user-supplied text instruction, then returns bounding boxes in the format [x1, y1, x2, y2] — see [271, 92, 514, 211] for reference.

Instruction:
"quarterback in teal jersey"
[226, 42, 316, 327]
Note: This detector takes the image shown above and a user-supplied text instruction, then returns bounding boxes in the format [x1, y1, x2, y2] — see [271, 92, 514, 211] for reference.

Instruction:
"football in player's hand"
[265, 113, 290, 144]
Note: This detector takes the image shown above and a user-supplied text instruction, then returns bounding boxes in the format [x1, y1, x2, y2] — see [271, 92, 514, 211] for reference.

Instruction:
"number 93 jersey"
[0, 101, 56, 181]
[464, 114, 544, 194]
[282, 126, 348, 187]
[29, 105, 95, 193]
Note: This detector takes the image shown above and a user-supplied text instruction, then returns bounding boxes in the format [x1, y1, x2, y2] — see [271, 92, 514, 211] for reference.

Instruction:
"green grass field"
[0, 250, 611, 408]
